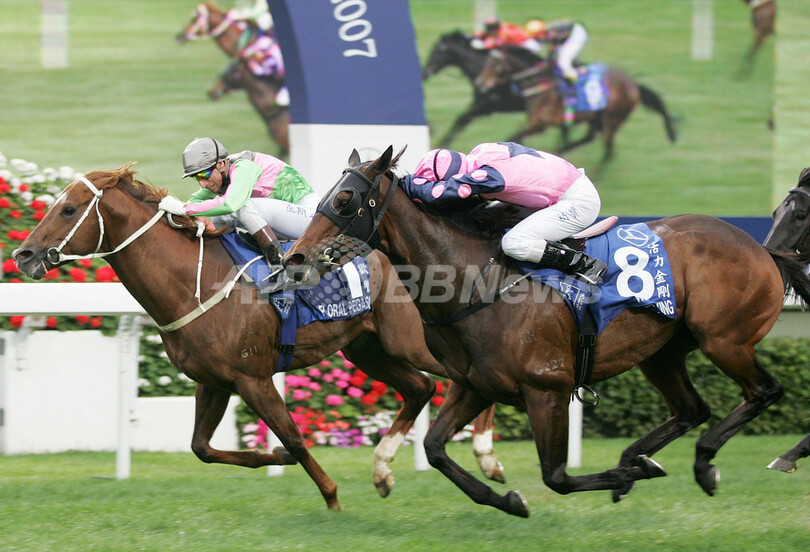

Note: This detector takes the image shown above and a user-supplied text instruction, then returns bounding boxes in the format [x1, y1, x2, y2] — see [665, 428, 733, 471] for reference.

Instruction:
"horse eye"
[797, 210, 808, 221]
[61, 205, 77, 216]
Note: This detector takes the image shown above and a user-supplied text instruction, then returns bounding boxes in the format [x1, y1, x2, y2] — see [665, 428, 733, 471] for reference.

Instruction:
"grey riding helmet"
[181, 137, 228, 177]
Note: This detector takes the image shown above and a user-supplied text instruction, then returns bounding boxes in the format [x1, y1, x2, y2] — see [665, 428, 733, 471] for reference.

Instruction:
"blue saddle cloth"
[517, 223, 677, 335]
[557, 63, 610, 113]
[219, 233, 373, 371]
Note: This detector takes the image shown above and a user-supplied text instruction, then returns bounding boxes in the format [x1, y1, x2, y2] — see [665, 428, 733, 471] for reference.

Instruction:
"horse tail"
[638, 84, 678, 143]
[768, 248, 810, 306]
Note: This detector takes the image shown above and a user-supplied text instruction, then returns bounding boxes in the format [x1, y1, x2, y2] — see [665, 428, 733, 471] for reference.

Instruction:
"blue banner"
[266, 0, 426, 126]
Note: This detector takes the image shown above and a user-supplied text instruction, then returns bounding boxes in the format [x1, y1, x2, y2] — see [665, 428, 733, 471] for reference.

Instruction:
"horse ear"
[368, 146, 394, 177]
[348, 149, 361, 167]
[799, 167, 810, 187]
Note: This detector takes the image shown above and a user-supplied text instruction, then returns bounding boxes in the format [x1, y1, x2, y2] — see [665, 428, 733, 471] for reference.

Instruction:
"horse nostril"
[11, 248, 31, 262]
[285, 253, 304, 267]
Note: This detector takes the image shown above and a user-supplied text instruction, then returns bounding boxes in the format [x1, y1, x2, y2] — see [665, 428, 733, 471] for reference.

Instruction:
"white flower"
[36, 194, 56, 206]
[138, 378, 151, 388]
[19, 191, 33, 202]
[0, 152, 6, 166]
[177, 373, 193, 383]
[41, 167, 57, 181]
[58, 166, 75, 180]
[31, 174, 45, 184]
[10, 158, 28, 172]
[144, 333, 164, 344]
[0, 169, 11, 181]
[157, 375, 173, 386]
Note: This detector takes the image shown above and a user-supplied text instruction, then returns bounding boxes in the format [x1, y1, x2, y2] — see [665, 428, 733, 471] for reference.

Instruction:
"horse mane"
[83, 162, 225, 237]
[499, 45, 544, 66]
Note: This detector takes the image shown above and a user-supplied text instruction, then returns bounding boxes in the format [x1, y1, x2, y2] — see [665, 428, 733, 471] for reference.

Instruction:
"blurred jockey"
[400, 142, 606, 284]
[473, 17, 542, 53]
[525, 18, 588, 82]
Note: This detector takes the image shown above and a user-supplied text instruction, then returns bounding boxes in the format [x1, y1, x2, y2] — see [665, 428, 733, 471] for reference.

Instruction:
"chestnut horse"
[475, 47, 677, 162]
[762, 166, 810, 472]
[10, 163, 504, 510]
[284, 146, 810, 517]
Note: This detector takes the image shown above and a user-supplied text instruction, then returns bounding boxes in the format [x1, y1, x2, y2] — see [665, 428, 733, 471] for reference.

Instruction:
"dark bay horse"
[209, 59, 290, 158]
[422, 30, 527, 147]
[475, 47, 678, 162]
[762, 166, 810, 472]
[10, 163, 504, 509]
[284, 146, 810, 517]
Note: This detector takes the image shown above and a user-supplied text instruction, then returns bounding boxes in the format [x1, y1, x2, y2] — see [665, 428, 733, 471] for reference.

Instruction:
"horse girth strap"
[573, 308, 599, 407]
[421, 268, 538, 326]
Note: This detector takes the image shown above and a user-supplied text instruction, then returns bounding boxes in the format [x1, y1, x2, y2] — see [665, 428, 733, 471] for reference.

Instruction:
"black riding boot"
[539, 241, 607, 285]
[252, 225, 284, 271]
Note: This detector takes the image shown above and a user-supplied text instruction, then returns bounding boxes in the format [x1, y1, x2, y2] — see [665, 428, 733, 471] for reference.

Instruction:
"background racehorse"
[284, 146, 810, 517]
[177, 2, 289, 158]
[422, 30, 528, 147]
[10, 163, 505, 510]
[475, 47, 678, 162]
[208, 59, 290, 158]
[762, 166, 810, 473]
[744, 0, 776, 63]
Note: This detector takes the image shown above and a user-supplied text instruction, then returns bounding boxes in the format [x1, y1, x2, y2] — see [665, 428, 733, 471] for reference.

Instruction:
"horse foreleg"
[235, 376, 340, 510]
[472, 403, 505, 483]
[611, 348, 711, 502]
[556, 121, 599, 155]
[522, 385, 666, 498]
[424, 384, 529, 517]
[190, 383, 296, 468]
[768, 434, 810, 473]
[342, 336, 435, 498]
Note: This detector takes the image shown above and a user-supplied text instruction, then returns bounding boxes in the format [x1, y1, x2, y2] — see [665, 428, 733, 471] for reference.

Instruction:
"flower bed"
[0, 153, 457, 448]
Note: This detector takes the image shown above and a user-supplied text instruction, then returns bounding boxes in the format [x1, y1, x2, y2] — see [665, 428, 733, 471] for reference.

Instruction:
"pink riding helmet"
[413, 149, 470, 181]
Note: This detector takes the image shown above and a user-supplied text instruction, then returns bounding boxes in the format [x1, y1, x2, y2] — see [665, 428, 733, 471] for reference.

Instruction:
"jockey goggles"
[193, 168, 215, 181]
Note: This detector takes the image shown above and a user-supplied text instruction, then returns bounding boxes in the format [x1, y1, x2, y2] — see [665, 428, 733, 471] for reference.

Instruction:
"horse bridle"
[315, 166, 398, 261]
[46, 176, 171, 264]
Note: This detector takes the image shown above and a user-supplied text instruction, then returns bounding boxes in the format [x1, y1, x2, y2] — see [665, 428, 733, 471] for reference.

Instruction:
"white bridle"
[45, 175, 262, 332]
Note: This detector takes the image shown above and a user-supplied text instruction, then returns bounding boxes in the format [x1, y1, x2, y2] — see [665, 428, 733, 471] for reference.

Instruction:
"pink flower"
[292, 389, 312, 401]
[318, 360, 332, 368]
[308, 382, 322, 392]
[335, 380, 349, 389]
[307, 367, 322, 378]
[346, 387, 363, 398]
[326, 394, 344, 406]
[343, 359, 355, 369]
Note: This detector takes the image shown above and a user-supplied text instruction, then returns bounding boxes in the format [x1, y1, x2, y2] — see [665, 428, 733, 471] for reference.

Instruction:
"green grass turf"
[1, 437, 810, 551]
[0, 0, 783, 214]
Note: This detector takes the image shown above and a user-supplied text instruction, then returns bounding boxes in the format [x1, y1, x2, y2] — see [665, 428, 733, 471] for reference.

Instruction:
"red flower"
[46, 316, 58, 328]
[94, 266, 117, 282]
[32, 212, 45, 221]
[8, 210, 22, 219]
[0, 183, 10, 194]
[29, 199, 46, 211]
[16, 230, 30, 240]
[361, 393, 379, 406]
[0, 197, 11, 208]
[431, 396, 445, 407]
[3, 258, 19, 273]
[68, 267, 87, 282]
[394, 392, 404, 402]
[7, 230, 19, 240]
[0, 175, 7, 187]
[9, 316, 24, 328]
[371, 381, 387, 395]
[79, 259, 92, 268]
[90, 317, 103, 328]
[435, 381, 446, 394]
[349, 369, 367, 387]
[8, 278, 22, 283]
[19, 184, 29, 192]
[44, 268, 60, 280]
[75, 315, 89, 324]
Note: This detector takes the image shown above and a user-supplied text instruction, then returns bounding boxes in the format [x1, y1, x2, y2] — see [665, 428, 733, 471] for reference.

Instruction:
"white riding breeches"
[556, 23, 588, 79]
[500, 170, 601, 263]
[209, 195, 318, 239]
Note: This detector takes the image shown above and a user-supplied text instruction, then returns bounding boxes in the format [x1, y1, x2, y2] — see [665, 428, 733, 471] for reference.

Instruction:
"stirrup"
[574, 257, 607, 285]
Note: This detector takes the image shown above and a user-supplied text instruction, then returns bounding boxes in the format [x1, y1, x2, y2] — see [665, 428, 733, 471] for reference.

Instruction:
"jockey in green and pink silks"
[401, 142, 606, 284]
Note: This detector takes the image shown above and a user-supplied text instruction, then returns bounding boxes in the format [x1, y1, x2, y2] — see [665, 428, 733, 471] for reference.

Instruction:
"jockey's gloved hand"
[158, 196, 187, 216]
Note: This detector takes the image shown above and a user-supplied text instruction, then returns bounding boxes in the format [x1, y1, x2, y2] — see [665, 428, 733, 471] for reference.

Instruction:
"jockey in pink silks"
[158, 137, 319, 272]
[400, 141, 606, 284]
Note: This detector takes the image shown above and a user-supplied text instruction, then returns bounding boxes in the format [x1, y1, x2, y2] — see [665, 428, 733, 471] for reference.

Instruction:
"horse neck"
[100, 194, 232, 326]
[381, 188, 500, 307]
[445, 43, 486, 81]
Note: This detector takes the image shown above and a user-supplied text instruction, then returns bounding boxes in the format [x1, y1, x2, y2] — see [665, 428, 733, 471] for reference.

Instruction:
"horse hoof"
[638, 455, 667, 478]
[612, 481, 635, 503]
[482, 460, 505, 484]
[767, 457, 797, 473]
[374, 472, 395, 498]
[695, 464, 720, 496]
[505, 490, 530, 518]
[273, 446, 297, 465]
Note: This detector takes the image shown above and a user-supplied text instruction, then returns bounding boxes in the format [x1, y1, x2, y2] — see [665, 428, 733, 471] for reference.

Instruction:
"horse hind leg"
[190, 383, 297, 468]
[342, 335, 435, 498]
[694, 343, 783, 496]
[611, 344, 711, 502]
[424, 384, 529, 517]
[473, 403, 505, 484]
[768, 434, 810, 473]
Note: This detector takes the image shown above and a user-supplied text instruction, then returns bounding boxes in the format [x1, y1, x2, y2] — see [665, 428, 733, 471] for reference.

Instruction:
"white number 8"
[613, 246, 654, 301]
